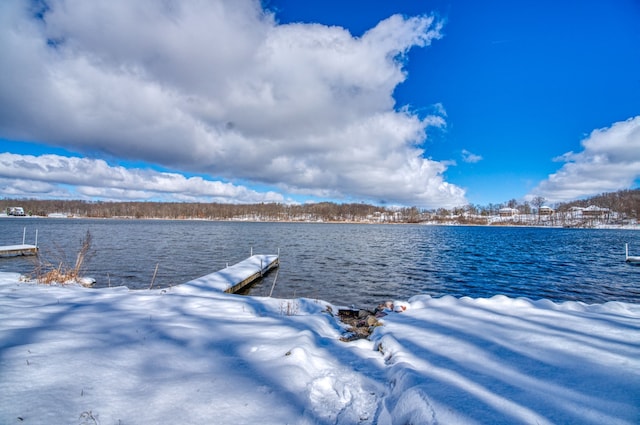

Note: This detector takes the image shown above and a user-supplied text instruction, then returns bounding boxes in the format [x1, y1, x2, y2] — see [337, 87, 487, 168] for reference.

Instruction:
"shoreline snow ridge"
[0, 272, 639, 424]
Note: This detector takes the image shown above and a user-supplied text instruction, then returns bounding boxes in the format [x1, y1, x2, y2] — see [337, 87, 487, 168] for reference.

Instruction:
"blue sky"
[1, 0, 639, 208]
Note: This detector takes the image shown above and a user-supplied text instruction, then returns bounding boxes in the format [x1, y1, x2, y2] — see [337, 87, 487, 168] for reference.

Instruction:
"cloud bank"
[0, 0, 466, 208]
[529, 116, 640, 203]
[0, 153, 284, 202]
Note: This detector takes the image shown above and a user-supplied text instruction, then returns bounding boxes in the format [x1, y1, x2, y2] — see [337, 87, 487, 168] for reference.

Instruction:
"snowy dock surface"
[0, 244, 38, 257]
[178, 254, 279, 294]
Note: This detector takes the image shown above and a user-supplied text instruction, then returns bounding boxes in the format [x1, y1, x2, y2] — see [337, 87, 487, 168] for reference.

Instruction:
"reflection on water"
[1, 218, 639, 307]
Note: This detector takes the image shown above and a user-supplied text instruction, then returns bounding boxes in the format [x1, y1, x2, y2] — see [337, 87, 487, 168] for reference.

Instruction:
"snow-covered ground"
[1, 272, 639, 425]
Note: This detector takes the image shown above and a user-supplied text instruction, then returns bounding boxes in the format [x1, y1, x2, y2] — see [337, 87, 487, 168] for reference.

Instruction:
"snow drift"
[0, 272, 638, 424]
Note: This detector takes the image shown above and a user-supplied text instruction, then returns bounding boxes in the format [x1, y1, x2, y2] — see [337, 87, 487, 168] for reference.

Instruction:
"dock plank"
[177, 254, 279, 294]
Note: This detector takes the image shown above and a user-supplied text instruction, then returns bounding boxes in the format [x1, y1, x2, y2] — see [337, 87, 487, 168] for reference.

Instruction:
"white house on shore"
[7, 207, 25, 216]
[499, 207, 519, 217]
[539, 206, 554, 216]
[582, 205, 610, 218]
[567, 205, 610, 220]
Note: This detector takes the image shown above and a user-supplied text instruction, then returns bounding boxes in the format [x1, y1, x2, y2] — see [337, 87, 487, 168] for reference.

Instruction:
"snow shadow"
[2, 278, 639, 425]
[0, 282, 386, 424]
[372, 296, 640, 424]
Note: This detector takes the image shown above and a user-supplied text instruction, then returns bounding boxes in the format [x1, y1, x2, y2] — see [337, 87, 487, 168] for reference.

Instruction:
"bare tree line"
[1, 199, 416, 223]
[2, 189, 639, 224]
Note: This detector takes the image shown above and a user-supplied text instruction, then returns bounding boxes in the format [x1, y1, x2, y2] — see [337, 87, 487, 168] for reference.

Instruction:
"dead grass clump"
[280, 300, 300, 316]
[31, 230, 94, 285]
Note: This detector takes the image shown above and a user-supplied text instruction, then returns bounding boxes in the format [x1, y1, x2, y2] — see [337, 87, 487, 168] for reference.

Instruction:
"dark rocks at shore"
[337, 303, 393, 342]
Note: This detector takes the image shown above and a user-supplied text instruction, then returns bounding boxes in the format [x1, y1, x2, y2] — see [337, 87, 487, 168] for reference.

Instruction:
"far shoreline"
[2, 213, 640, 230]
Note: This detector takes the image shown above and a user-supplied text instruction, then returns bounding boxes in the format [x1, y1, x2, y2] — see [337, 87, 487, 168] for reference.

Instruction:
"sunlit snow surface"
[0, 272, 639, 424]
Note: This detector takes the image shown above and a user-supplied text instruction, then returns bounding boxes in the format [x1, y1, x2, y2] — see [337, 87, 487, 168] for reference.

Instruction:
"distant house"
[582, 205, 609, 218]
[566, 206, 583, 219]
[499, 207, 518, 217]
[8, 207, 25, 216]
[539, 206, 554, 216]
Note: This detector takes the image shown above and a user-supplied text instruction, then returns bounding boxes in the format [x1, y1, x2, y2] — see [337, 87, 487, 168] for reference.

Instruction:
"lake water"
[1, 218, 639, 307]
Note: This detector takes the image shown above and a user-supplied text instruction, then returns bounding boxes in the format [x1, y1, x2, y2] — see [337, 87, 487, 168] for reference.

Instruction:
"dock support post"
[22, 227, 26, 245]
[268, 268, 279, 297]
[35, 229, 38, 247]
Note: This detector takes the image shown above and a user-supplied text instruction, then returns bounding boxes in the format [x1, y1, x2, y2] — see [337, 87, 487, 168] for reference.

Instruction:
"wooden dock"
[0, 244, 39, 257]
[178, 254, 279, 294]
[0, 228, 38, 257]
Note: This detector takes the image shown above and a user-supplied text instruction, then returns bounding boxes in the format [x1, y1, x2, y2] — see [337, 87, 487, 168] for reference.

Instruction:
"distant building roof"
[584, 205, 609, 212]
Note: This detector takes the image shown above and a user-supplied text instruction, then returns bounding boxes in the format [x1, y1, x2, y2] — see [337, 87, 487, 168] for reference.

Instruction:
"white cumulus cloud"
[529, 116, 640, 203]
[0, 153, 284, 203]
[0, 0, 466, 208]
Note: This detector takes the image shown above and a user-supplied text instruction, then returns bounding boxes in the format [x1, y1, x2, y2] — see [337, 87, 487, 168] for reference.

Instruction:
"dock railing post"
[22, 227, 26, 245]
[35, 229, 38, 247]
[626, 243, 629, 260]
[251, 246, 253, 257]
